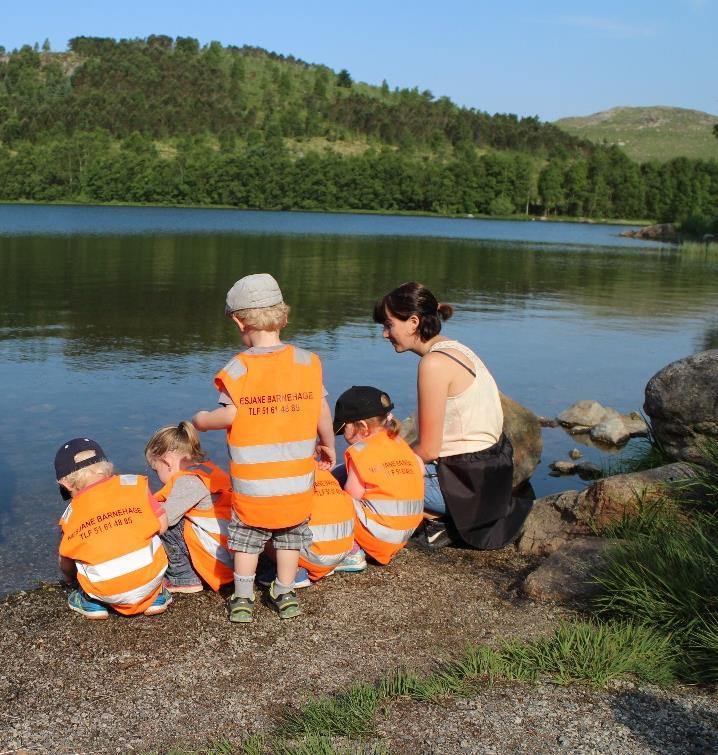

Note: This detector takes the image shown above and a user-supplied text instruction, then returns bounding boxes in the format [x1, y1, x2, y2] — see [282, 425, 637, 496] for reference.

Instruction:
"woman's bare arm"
[413, 353, 451, 461]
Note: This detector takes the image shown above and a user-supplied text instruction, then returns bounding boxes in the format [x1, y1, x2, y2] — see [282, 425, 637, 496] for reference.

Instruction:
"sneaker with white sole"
[414, 519, 454, 549]
[67, 589, 109, 620]
[334, 548, 368, 573]
[163, 578, 203, 594]
[143, 586, 173, 616]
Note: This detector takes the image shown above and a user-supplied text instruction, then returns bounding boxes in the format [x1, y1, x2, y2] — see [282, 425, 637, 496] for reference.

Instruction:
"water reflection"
[1, 208, 717, 593]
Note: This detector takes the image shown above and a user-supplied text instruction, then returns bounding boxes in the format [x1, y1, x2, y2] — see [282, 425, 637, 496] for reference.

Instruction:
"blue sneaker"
[67, 589, 109, 620]
[257, 565, 311, 589]
[143, 586, 173, 616]
[334, 548, 368, 573]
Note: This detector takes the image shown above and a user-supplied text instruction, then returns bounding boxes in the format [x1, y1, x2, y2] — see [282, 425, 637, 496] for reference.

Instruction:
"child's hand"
[316, 443, 336, 470]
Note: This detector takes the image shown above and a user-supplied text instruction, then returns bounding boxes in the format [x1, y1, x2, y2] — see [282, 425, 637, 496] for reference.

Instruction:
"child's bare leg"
[275, 548, 299, 587]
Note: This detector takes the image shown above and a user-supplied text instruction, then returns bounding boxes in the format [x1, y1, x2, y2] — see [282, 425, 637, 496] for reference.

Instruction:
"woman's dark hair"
[373, 282, 453, 341]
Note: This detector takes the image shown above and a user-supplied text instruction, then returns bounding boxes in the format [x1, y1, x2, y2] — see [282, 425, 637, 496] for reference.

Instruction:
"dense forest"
[0, 36, 717, 223]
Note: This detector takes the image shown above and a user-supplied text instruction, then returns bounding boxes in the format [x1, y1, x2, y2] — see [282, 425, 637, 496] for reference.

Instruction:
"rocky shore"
[3, 545, 717, 754]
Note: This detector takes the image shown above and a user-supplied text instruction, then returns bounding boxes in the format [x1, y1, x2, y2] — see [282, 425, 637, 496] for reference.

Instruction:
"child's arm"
[192, 404, 237, 432]
[147, 491, 169, 535]
[58, 555, 76, 585]
[315, 397, 336, 470]
[343, 457, 366, 500]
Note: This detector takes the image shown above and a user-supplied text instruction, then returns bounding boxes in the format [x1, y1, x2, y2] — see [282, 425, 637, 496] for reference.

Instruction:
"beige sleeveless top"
[429, 340, 503, 457]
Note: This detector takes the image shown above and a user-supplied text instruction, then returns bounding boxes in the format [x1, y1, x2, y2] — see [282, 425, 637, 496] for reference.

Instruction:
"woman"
[373, 281, 531, 549]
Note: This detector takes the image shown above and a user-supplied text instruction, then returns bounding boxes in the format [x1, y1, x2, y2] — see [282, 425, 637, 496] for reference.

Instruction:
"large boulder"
[516, 463, 694, 555]
[577, 462, 694, 528]
[522, 537, 617, 602]
[500, 393, 543, 488]
[620, 223, 678, 242]
[400, 392, 542, 489]
[644, 350, 718, 463]
[515, 491, 590, 556]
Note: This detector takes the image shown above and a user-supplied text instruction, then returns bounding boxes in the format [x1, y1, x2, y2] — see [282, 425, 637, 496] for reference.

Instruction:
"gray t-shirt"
[164, 475, 212, 527]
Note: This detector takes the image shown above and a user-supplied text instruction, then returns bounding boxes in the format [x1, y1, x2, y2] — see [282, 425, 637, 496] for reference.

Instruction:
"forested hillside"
[0, 36, 717, 223]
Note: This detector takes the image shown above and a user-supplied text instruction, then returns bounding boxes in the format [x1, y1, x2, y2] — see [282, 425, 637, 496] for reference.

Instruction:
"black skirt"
[437, 434, 532, 550]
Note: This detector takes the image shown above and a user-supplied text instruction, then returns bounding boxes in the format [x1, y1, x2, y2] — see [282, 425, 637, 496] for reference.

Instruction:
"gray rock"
[550, 459, 578, 474]
[569, 448, 582, 460]
[644, 350, 718, 463]
[620, 223, 678, 242]
[621, 412, 649, 437]
[577, 462, 695, 529]
[515, 491, 590, 556]
[522, 537, 617, 601]
[539, 416, 560, 428]
[557, 400, 609, 428]
[590, 417, 630, 445]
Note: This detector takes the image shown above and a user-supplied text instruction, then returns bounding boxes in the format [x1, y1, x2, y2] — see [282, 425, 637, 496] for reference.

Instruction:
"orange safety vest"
[58, 475, 167, 615]
[345, 431, 425, 564]
[156, 461, 233, 591]
[215, 345, 323, 529]
[299, 468, 355, 581]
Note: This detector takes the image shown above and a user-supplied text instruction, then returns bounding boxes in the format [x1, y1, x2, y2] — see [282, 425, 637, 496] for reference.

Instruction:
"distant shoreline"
[0, 199, 654, 228]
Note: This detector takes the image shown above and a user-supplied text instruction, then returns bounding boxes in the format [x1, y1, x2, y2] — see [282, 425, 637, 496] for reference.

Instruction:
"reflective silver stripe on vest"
[77, 535, 163, 582]
[351, 441, 367, 452]
[189, 522, 234, 568]
[293, 347, 312, 365]
[231, 470, 315, 497]
[310, 519, 354, 542]
[87, 568, 166, 606]
[228, 438, 316, 465]
[361, 498, 423, 517]
[300, 547, 348, 567]
[353, 501, 417, 544]
[119, 474, 138, 486]
[224, 357, 247, 379]
[186, 514, 229, 538]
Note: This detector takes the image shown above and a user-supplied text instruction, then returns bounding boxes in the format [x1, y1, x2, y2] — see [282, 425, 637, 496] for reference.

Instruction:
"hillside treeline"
[0, 37, 587, 156]
[1, 132, 716, 220]
[0, 37, 717, 221]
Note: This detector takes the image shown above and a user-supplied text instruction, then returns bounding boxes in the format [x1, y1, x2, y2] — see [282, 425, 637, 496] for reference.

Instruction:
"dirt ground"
[1, 544, 715, 754]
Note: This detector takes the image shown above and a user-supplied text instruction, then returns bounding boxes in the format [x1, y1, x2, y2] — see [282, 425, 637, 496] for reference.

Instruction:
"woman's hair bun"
[437, 303, 454, 321]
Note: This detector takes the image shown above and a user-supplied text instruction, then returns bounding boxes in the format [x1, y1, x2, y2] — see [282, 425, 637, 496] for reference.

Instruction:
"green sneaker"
[228, 592, 255, 623]
[268, 581, 301, 619]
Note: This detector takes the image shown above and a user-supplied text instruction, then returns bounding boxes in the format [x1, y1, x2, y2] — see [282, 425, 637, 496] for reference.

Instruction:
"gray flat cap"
[225, 273, 284, 313]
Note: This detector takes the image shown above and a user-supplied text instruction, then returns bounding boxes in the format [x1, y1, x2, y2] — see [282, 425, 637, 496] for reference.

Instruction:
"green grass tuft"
[280, 685, 379, 739]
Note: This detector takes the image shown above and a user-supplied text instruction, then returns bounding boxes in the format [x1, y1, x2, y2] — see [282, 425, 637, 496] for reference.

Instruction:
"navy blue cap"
[333, 386, 394, 435]
[54, 438, 108, 499]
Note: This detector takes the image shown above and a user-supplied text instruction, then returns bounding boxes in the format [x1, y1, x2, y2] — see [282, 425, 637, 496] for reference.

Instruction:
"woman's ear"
[408, 313, 420, 334]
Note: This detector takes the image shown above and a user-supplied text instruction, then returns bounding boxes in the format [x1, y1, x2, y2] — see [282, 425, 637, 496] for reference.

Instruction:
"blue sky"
[2, 1, 716, 121]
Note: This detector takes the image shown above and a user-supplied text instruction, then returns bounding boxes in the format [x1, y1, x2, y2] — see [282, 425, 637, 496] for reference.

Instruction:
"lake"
[1, 204, 717, 594]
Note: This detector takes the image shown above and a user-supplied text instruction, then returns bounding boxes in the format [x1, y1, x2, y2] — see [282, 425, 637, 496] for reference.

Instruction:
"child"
[298, 465, 358, 582]
[334, 386, 425, 565]
[55, 437, 171, 619]
[145, 421, 233, 593]
[257, 465, 359, 586]
[192, 273, 336, 622]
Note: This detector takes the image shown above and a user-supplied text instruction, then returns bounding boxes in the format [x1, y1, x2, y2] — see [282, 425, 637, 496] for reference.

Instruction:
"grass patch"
[600, 431, 672, 478]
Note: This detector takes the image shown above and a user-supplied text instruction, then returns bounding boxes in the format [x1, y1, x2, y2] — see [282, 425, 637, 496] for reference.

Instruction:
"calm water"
[2, 204, 717, 594]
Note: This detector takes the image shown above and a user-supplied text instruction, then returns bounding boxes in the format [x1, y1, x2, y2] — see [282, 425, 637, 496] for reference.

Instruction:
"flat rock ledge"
[516, 462, 694, 556]
[522, 536, 618, 602]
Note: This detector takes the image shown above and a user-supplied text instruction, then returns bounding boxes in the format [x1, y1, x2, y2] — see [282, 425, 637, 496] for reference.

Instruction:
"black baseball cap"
[333, 386, 394, 435]
[54, 438, 108, 500]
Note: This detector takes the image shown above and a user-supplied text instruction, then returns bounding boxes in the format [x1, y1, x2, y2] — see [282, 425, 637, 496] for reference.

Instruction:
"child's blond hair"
[145, 420, 206, 464]
[350, 414, 402, 440]
[62, 451, 114, 493]
[229, 302, 290, 332]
